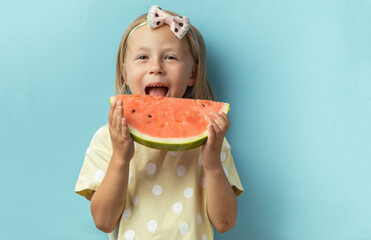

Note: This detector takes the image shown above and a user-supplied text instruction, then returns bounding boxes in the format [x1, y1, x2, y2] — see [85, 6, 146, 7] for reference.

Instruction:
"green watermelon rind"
[109, 96, 230, 151]
[130, 130, 208, 151]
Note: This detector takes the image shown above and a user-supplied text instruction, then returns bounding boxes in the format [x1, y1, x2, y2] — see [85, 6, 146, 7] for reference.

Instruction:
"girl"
[75, 5, 243, 240]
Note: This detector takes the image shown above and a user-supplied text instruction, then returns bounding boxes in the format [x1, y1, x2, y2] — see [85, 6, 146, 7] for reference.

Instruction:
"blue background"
[1, 0, 370, 239]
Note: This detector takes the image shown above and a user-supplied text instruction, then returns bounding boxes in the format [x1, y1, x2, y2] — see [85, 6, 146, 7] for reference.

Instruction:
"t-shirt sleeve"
[75, 125, 112, 200]
[221, 138, 244, 197]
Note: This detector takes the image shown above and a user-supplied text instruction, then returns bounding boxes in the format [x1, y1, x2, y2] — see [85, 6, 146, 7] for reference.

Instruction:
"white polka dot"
[123, 208, 131, 220]
[202, 234, 207, 240]
[147, 219, 158, 232]
[184, 187, 193, 198]
[198, 153, 202, 166]
[124, 229, 135, 240]
[220, 152, 227, 162]
[173, 202, 183, 214]
[179, 222, 189, 235]
[128, 172, 132, 183]
[170, 151, 179, 158]
[197, 213, 202, 225]
[152, 185, 163, 196]
[146, 162, 156, 175]
[177, 165, 186, 177]
[223, 167, 229, 177]
[86, 148, 91, 154]
[94, 170, 105, 182]
[200, 178, 206, 188]
[132, 195, 138, 206]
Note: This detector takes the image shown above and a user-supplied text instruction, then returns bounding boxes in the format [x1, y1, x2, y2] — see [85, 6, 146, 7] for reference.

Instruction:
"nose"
[149, 59, 164, 75]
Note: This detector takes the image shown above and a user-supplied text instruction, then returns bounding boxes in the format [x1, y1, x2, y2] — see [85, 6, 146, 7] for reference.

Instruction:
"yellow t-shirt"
[75, 124, 243, 240]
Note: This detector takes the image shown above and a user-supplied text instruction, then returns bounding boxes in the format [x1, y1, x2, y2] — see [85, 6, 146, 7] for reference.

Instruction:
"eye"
[137, 55, 148, 60]
[165, 55, 177, 60]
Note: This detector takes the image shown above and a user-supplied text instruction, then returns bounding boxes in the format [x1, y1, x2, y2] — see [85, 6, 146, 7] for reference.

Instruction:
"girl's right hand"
[108, 100, 135, 162]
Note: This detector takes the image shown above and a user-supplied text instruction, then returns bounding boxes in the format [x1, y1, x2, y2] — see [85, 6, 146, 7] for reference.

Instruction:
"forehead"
[127, 25, 190, 52]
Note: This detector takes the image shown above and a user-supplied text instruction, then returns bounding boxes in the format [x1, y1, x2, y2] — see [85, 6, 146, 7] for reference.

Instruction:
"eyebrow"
[133, 47, 150, 51]
[132, 46, 181, 52]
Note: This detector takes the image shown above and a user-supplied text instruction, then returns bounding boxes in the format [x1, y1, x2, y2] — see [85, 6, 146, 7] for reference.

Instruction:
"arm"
[202, 112, 238, 233]
[90, 100, 135, 233]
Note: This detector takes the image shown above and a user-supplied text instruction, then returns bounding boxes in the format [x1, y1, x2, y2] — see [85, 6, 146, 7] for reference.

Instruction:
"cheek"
[178, 62, 193, 78]
[124, 64, 140, 81]
[175, 69, 192, 86]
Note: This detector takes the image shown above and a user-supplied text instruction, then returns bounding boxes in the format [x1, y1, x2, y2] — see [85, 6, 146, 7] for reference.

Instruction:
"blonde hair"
[115, 11, 215, 100]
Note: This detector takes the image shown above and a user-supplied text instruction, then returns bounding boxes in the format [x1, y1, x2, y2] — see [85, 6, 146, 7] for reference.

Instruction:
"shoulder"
[93, 124, 110, 137]
[88, 124, 111, 151]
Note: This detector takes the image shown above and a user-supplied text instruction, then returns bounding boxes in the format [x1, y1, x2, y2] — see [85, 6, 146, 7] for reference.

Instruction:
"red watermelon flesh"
[110, 95, 230, 151]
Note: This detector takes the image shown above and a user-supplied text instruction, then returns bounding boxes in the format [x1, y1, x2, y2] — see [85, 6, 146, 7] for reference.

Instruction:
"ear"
[187, 64, 197, 87]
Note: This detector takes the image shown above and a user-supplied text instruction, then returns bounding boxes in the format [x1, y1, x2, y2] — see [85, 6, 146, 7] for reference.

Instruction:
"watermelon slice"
[109, 95, 230, 151]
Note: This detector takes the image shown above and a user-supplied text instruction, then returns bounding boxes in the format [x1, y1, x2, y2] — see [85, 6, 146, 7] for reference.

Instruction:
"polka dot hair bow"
[148, 5, 190, 39]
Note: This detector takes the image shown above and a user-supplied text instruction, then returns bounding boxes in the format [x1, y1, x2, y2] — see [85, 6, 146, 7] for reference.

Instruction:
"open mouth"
[145, 83, 169, 97]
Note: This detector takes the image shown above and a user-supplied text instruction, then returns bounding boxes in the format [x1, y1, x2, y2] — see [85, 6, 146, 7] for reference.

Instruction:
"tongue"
[148, 87, 168, 97]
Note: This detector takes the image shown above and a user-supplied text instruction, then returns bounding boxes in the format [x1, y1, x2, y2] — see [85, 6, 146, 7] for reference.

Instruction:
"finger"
[205, 115, 221, 134]
[220, 111, 230, 125]
[116, 104, 123, 131]
[121, 118, 132, 141]
[206, 114, 221, 133]
[109, 100, 116, 126]
[113, 100, 123, 129]
[207, 123, 215, 145]
[112, 104, 118, 129]
[218, 111, 230, 131]
[210, 111, 227, 130]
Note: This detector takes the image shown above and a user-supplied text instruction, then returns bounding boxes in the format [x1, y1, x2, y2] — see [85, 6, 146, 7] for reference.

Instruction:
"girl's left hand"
[201, 111, 230, 169]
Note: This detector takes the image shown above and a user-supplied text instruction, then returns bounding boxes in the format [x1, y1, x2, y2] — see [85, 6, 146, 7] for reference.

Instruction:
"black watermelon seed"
[175, 28, 178, 33]
[131, 109, 135, 113]
[159, 7, 162, 10]
[202, 104, 205, 107]
[148, 115, 152, 118]
[155, 13, 159, 17]
[179, 23, 183, 27]
[156, 21, 160, 25]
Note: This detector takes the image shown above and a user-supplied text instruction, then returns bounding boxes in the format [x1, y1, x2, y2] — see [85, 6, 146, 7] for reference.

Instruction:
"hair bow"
[147, 5, 190, 39]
